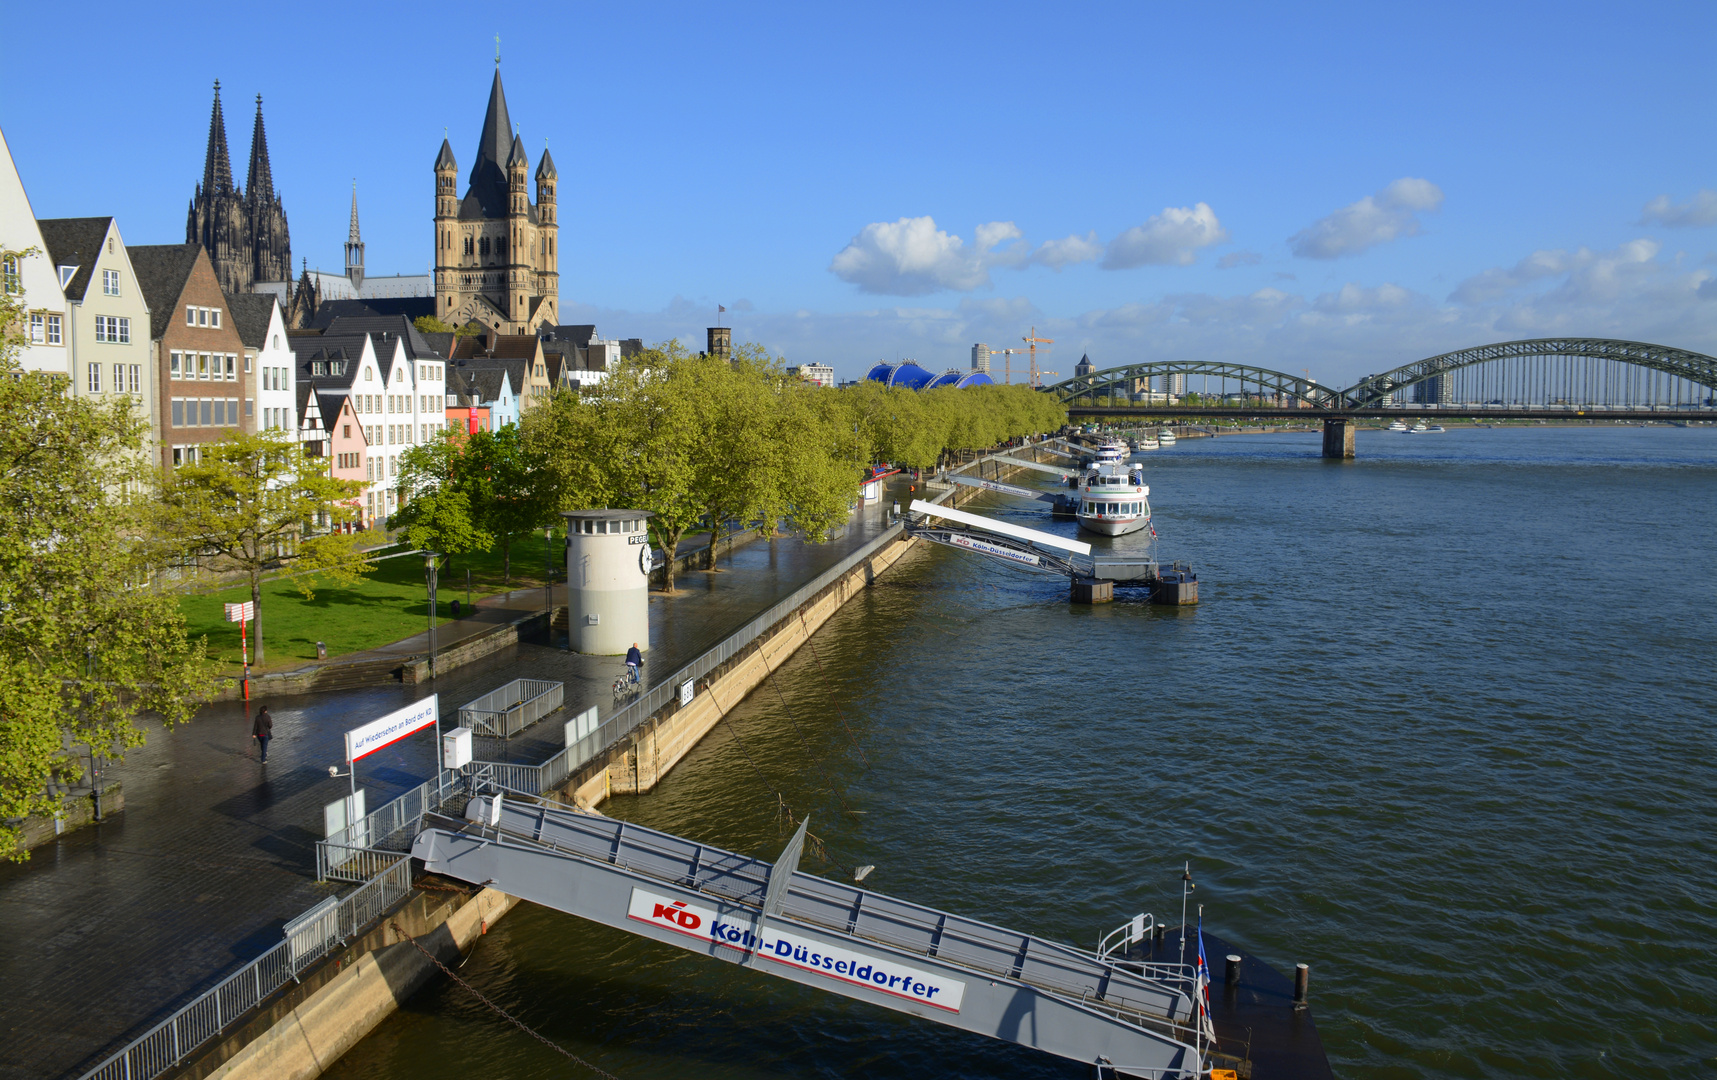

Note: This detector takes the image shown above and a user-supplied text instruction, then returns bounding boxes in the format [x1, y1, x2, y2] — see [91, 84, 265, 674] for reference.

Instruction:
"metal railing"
[78, 854, 412, 1080]
[458, 678, 564, 739]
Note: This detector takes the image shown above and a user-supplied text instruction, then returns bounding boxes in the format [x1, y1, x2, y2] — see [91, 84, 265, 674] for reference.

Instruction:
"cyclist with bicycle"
[625, 642, 642, 686]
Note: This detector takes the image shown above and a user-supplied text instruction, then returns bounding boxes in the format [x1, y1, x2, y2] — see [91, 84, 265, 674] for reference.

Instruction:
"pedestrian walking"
[252, 706, 274, 763]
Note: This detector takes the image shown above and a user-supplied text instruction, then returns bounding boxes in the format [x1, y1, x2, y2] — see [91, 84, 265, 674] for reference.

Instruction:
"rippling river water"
[327, 426, 1717, 1079]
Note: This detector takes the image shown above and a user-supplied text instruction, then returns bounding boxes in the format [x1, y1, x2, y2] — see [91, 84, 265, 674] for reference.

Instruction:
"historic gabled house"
[432, 68, 559, 334]
[186, 83, 291, 294]
[130, 242, 256, 465]
[38, 217, 158, 454]
[0, 125, 68, 375]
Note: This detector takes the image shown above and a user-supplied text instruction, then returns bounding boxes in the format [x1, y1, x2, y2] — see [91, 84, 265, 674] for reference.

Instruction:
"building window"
[187, 306, 196, 326]
[312, 360, 325, 376]
[245, 398, 253, 417]
[128, 364, 140, 393]
[211, 308, 221, 328]
[102, 269, 120, 295]
[200, 399, 212, 425]
[29, 313, 43, 343]
[2, 255, 18, 294]
[225, 354, 236, 380]
[94, 315, 129, 343]
[46, 314, 61, 345]
[113, 363, 124, 392]
[170, 352, 182, 377]
[172, 399, 185, 426]
[214, 399, 227, 425]
[343, 424, 351, 439]
[244, 355, 252, 373]
[88, 364, 101, 393]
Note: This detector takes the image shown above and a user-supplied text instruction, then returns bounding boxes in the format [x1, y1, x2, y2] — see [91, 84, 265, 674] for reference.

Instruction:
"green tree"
[155, 430, 370, 664]
[0, 251, 213, 859]
[391, 432, 492, 575]
[413, 315, 481, 337]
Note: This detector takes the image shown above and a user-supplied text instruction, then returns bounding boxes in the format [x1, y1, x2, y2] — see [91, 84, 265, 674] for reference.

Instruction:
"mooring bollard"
[1225, 954, 1242, 984]
[316, 640, 327, 660]
[1293, 963, 1309, 1005]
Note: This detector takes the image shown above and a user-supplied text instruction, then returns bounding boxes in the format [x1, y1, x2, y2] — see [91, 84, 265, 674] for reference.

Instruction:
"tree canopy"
[0, 251, 213, 859]
[154, 430, 371, 664]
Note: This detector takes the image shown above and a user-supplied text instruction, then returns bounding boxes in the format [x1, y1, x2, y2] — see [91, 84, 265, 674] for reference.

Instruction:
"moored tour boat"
[1076, 459, 1153, 537]
[1157, 428, 1177, 446]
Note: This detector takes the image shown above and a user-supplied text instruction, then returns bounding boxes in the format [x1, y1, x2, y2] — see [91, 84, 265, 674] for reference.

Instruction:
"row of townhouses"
[1, 69, 631, 528]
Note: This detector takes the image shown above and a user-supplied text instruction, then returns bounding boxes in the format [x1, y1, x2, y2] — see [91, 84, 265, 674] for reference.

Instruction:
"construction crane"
[992, 347, 1025, 385]
[1023, 327, 1054, 388]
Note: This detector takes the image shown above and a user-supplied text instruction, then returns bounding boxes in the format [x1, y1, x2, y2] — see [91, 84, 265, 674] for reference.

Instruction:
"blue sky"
[6, 1, 1715, 385]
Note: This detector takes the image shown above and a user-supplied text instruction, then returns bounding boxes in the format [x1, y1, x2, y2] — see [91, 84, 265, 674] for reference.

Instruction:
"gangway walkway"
[412, 793, 1209, 1078]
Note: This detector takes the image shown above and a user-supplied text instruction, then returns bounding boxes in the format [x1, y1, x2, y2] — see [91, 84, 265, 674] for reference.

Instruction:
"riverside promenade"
[0, 485, 916, 1080]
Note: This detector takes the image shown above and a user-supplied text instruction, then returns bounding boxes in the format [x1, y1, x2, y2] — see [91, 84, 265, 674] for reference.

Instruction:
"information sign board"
[344, 694, 439, 763]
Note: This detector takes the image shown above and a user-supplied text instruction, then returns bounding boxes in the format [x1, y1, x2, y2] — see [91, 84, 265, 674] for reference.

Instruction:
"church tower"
[245, 94, 291, 286]
[433, 66, 558, 333]
[535, 146, 558, 313]
[187, 81, 252, 293]
[344, 185, 365, 289]
[433, 138, 458, 318]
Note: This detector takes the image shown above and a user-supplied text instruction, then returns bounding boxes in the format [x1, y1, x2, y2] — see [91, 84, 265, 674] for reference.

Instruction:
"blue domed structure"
[865, 361, 992, 390]
[865, 361, 936, 390]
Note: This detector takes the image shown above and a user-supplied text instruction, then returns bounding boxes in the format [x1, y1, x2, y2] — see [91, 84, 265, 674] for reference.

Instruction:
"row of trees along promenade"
[0, 279, 1065, 859]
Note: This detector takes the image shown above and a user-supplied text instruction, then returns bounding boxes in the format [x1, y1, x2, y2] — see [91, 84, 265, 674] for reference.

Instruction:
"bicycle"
[612, 664, 641, 699]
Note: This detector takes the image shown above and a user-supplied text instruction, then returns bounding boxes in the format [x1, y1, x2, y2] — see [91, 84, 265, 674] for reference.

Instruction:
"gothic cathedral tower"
[187, 82, 291, 294]
[431, 67, 558, 334]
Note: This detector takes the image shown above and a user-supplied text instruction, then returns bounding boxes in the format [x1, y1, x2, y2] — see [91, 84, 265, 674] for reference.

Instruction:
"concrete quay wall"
[168, 452, 1038, 1080]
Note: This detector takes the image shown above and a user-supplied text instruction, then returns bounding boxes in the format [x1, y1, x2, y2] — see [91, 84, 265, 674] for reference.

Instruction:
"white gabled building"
[228, 293, 300, 441]
[0, 126, 69, 375]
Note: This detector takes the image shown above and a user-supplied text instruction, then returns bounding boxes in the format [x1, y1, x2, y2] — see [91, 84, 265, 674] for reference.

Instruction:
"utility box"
[565, 509, 654, 655]
[442, 726, 473, 769]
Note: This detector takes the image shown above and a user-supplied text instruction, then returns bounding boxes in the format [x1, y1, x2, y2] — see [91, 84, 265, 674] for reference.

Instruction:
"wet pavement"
[0, 486, 916, 1080]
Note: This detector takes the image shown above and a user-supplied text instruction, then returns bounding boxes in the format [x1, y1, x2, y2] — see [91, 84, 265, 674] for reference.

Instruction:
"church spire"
[246, 93, 275, 205]
[466, 68, 515, 217]
[202, 80, 235, 195]
[345, 182, 365, 289]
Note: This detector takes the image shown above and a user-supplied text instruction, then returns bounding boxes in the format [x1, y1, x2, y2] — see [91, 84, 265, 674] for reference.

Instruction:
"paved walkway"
[0, 487, 914, 1080]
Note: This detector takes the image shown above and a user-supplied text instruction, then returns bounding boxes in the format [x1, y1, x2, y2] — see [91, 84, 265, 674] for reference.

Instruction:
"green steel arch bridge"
[1046, 338, 1717, 456]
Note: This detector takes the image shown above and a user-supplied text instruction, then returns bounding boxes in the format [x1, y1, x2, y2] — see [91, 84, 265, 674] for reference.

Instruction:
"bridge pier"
[1321, 418, 1354, 459]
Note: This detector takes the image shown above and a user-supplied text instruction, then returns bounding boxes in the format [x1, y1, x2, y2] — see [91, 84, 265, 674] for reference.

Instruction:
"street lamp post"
[425, 551, 440, 680]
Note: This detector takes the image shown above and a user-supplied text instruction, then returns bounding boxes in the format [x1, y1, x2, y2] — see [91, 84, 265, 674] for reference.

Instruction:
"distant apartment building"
[1161, 372, 1186, 397]
[971, 343, 991, 374]
[1411, 373, 1452, 405]
[788, 362, 835, 387]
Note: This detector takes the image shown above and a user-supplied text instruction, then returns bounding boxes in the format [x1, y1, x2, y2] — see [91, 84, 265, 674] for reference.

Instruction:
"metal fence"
[458, 678, 564, 739]
[78, 854, 412, 1080]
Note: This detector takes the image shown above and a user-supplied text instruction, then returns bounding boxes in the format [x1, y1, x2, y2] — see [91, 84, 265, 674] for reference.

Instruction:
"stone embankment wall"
[173, 452, 1036, 1079]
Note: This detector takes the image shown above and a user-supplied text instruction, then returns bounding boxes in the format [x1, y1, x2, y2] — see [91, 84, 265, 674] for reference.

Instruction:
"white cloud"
[1216, 250, 1262, 269]
[1449, 239, 1660, 305]
[1640, 190, 1717, 228]
[829, 216, 1025, 295]
[1032, 231, 1104, 270]
[1102, 203, 1229, 269]
[1289, 178, 1444, 259]
[571, 233, 1716, 389]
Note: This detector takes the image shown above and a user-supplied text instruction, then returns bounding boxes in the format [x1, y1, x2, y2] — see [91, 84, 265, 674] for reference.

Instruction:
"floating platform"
[1117, 926, 1334, 1080]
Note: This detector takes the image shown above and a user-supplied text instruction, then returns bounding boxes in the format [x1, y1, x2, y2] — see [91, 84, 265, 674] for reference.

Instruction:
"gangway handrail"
[414, 793, 1208, 1076]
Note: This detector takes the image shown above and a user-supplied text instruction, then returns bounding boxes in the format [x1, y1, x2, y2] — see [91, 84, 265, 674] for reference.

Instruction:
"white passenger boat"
[1135, 434, 1160, 451]
[1157, 429, 1177, 446]
[1076, 459, 1152, 537]
[1410, 420, 1429, 433]
[1426, 424, 1446, 433]
[1388, 419, 1409, 432]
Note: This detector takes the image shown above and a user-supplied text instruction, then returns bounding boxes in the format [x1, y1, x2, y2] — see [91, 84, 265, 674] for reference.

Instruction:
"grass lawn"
[180, 533, 564, 673]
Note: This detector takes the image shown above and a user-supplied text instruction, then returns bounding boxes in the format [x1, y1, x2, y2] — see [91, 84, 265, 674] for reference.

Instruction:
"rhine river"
[327, 426, 1717, 1079]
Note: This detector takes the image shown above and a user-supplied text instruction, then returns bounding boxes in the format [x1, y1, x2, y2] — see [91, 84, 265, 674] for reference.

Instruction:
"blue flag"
[1195, 912, 1211, 1012]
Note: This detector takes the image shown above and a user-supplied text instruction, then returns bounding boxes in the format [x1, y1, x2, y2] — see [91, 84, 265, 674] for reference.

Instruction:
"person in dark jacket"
[252, 706, 274, 762]
[625, 643, 642, 685]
